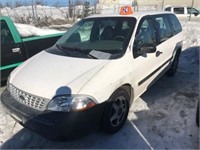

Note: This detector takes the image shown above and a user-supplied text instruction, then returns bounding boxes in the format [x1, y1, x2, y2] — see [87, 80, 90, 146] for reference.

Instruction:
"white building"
[97, 0, 200, 13]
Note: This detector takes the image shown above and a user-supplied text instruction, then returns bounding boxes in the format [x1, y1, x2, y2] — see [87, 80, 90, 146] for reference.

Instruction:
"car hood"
[10, 51, 110, 99]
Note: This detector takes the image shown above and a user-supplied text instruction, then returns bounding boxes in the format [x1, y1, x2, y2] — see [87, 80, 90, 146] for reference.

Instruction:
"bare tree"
[5, 2, 12, 8]
[75, 0, 82, 5]
[15, 1, 23, 8]
[83, 1, 91, 18]
[0, 2, 3, 8]
[68, 0, 73, 18]
[35, 0, 44, 6]
[54, 2, 61, 8]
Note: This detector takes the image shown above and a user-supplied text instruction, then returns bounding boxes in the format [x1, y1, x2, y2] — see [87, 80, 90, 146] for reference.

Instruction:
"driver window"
[133, 18, 157, 58]
[1, 21, 14, 45]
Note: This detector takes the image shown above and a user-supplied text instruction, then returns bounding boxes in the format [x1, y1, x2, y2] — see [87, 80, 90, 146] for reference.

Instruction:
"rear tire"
[166, 52, 180, 76]
[102, 88, 130, 134]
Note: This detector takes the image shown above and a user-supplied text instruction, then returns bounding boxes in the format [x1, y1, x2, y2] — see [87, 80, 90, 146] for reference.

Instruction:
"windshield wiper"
[64, 47, 98, 59]
[55, 44, 72, 56]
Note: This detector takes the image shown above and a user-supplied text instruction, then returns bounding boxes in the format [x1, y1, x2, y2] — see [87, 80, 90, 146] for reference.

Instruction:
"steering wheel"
[113, 35, 125, 41]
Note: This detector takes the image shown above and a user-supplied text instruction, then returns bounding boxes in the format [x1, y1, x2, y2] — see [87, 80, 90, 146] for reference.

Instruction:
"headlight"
[46, 95, 98, 112]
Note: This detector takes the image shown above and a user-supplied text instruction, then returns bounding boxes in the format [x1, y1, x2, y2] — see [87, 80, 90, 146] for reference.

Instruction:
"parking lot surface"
[0, 46, 199, 149]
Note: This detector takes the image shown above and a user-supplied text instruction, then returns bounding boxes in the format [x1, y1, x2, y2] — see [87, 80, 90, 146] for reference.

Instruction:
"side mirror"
[138, 44, 157, 55]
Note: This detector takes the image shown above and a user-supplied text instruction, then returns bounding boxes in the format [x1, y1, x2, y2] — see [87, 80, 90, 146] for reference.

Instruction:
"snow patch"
[181, 21, 200, 50]
[15, 23, 64, 37]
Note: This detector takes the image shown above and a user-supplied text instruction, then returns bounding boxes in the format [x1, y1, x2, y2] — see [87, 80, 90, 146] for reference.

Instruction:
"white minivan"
[1, 7, 183, 140]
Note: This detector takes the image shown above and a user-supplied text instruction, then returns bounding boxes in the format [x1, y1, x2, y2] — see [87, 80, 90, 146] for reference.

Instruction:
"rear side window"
[169, 14, 182, 34]
[174, 7, 184, 14]
[155, 15, 173, 42]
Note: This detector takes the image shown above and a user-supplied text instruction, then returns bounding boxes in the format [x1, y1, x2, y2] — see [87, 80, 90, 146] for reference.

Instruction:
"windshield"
[47, 17, 136, 59]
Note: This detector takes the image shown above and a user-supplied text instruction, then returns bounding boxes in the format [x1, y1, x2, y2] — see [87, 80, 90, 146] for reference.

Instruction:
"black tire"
[102, 88, 130, 134]
[166, 52, 180, 76]
[196, 102, 199, 127]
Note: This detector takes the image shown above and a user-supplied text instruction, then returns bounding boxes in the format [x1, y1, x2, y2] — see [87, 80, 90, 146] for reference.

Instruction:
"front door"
[131, 16, 167, 99]
[1, 20, 26, 83]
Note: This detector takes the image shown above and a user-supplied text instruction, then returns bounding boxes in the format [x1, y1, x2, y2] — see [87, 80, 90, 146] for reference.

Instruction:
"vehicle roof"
[86, 11, 174, 19]
[165, 6, 191, 8]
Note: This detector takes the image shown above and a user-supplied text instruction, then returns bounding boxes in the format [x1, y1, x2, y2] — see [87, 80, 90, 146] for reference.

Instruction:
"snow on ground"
[15, 23, 64, 37]
[181, 21, 200, 50]
[49, 24, 73, 30]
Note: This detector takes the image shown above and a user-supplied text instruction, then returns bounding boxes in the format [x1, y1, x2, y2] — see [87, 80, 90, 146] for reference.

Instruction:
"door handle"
[156, 51, 163, 57]
[12, 48, 21, 53]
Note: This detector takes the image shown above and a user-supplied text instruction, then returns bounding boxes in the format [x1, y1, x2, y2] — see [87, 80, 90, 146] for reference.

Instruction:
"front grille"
[9, 84, 49, 111]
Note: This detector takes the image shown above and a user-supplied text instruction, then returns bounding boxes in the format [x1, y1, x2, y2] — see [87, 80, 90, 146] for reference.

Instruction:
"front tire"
[102, 88, 130, 134]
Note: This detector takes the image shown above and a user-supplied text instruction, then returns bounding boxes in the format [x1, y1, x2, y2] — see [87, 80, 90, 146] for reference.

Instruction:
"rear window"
[169, 14, 182, 34]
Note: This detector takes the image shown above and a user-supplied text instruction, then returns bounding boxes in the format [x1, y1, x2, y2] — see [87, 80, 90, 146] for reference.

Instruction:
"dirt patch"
[174, 91, 198, 109]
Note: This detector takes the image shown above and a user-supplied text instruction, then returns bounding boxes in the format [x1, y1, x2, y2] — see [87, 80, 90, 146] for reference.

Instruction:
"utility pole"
[32, 0, 35, 22]
[161, 0, 165, 10]
[189, 0, 194, 21]
[69, 0, 73, 19]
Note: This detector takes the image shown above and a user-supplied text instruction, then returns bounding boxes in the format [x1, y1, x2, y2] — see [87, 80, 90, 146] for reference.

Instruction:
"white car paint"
[10, 51, 110, 100]
[8, 11, 183, 105]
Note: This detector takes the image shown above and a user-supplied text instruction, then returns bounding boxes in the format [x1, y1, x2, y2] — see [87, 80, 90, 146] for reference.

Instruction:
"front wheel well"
[101, 84, 133, 134]
[118, 84, 134, 107]
[166, 48, 182, 76]
[176, 48, 181, 57]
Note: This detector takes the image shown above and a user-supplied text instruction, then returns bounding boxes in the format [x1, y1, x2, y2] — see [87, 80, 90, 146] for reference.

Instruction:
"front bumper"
[1, 89, 106, 140]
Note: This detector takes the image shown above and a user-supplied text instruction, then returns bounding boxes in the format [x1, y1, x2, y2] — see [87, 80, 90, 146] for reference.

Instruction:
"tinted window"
[169, 14, 182, 34]
[133, 18, 157, 57]
[137, 19, 157, 45]
[174, 7, 184, 14]
[1, 20, 14, 44]
[155, 15, 173, 42]
[50, 17, 136, 60]
[165, 7, 171, 12]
